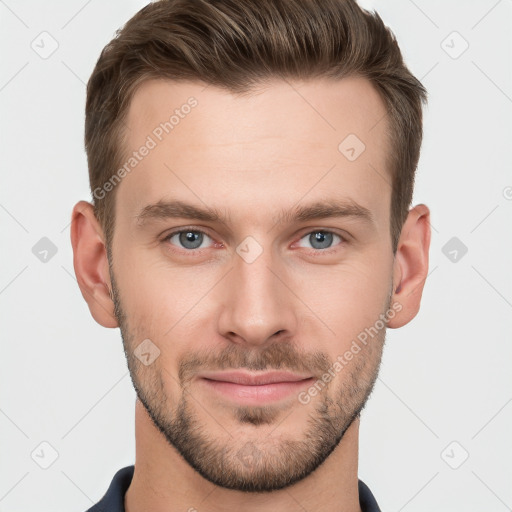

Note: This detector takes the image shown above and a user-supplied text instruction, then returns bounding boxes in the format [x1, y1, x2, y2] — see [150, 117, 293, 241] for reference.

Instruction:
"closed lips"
[199, 371, 314, 386]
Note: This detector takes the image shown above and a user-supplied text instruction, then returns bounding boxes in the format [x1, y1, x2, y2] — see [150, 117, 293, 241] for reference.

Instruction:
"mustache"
[177, 341, 331, 384]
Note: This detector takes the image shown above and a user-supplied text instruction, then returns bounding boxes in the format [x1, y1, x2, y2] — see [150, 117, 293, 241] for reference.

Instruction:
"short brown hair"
[85, 0, 427, 255]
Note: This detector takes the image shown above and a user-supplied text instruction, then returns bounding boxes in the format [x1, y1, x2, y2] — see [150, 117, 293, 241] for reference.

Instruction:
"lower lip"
[200, 378, 315, 405]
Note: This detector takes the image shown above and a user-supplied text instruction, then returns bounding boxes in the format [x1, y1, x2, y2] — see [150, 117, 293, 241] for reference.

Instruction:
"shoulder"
[84, 465, 135, 512]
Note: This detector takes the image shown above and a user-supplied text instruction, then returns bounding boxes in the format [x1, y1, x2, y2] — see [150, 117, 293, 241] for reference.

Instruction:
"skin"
[71, 76, 430, 512]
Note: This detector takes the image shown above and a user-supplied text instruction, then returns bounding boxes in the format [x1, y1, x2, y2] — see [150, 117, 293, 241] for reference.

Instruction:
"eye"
[161, 228, 346, 254]
[163, 229, 214, 251]
[296, 230, 345, 251]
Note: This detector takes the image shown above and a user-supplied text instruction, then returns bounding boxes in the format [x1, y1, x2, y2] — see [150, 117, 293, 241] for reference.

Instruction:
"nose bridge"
[217, 237, 297, 345]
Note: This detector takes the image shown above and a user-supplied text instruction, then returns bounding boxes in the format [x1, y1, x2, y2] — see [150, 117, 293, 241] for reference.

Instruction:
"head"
[71, 0, 430, 493]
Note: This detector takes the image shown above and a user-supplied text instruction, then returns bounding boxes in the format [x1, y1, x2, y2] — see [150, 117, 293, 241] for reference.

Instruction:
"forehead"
[116, 76, 391, 231]
[126, 76, 388, 149]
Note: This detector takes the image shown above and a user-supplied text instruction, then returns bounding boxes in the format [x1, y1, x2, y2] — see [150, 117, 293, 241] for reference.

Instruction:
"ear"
[388, 203, 431, 328]
[70, 200, 118, 328]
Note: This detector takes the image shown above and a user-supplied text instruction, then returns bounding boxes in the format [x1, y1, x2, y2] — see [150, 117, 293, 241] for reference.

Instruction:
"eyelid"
[295, 226, 349, 242]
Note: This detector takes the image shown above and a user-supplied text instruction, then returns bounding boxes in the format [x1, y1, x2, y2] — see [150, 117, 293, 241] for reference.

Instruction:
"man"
[70, 0, 430, 510]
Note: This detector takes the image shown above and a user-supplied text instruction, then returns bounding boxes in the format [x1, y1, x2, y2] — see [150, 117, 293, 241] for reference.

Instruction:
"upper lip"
[199, 370, 313, 386]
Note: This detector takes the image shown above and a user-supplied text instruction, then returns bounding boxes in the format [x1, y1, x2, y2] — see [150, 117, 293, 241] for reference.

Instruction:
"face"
[109, 76, 397, 492]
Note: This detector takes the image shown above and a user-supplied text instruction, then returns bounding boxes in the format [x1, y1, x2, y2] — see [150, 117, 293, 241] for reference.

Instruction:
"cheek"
[113, 242, 195, 321]
[297, 259, 391, 335]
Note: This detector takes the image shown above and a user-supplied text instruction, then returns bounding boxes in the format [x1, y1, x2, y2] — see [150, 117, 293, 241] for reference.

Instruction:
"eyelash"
[161, 227, 348, 255]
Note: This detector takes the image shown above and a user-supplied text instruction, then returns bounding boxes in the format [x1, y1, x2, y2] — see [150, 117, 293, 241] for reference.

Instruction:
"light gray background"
[1, 1, 511, 511]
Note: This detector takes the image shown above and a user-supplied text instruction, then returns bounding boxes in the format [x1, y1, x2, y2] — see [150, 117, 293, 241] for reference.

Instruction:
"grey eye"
[298, 231, 342, 250]
[168, 230, 212, 250]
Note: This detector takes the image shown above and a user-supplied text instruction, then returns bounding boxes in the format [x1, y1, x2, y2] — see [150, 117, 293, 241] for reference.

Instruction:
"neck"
[124, 400, 362, 512]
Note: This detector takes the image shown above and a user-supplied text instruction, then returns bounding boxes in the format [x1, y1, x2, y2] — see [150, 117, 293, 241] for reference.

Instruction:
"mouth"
[197, 370, 315, 404]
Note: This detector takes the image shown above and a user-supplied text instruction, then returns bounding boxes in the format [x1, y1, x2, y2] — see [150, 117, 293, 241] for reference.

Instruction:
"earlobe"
[70, 200, 119, 328]
[387, 203, 431, 329]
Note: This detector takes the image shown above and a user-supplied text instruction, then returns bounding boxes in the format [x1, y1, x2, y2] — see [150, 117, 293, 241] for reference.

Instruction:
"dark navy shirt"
[85, 465, 381, 512]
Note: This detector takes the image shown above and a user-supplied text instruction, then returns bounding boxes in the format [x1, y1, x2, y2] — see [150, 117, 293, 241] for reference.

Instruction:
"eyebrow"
[135, 198, 374, 228]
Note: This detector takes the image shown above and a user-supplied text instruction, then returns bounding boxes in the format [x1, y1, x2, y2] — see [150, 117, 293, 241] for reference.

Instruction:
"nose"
[216, 242, 298, 347]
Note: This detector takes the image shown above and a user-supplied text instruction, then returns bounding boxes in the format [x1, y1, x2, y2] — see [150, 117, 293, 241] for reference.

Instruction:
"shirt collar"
[85, 465, 381, 512]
